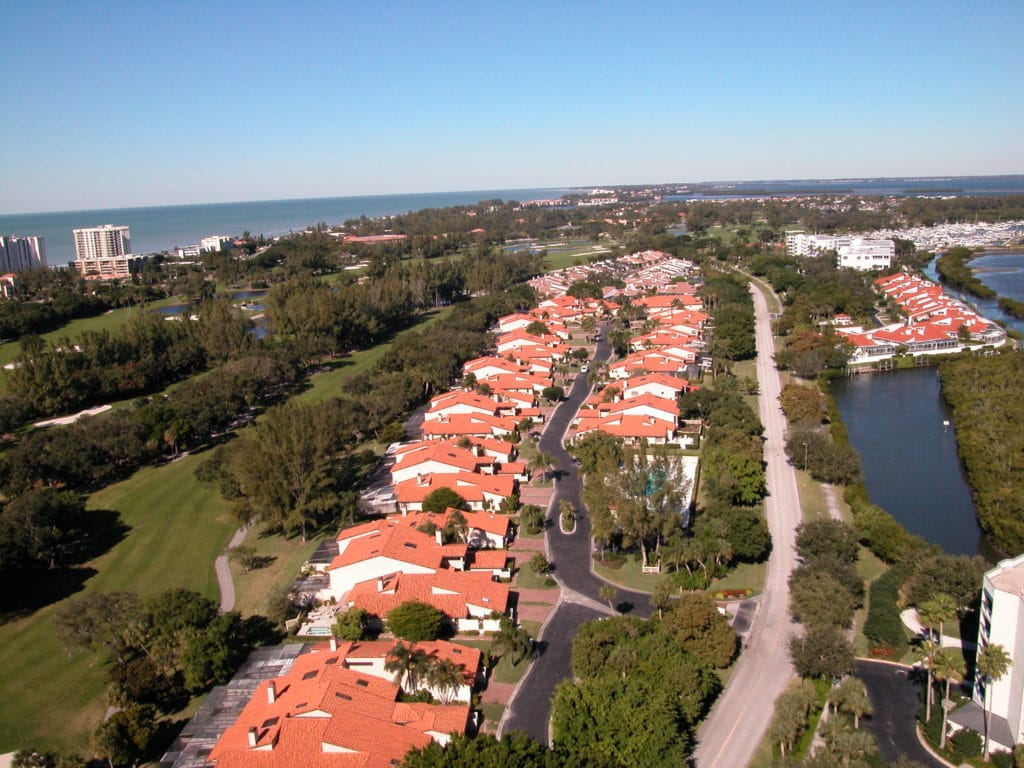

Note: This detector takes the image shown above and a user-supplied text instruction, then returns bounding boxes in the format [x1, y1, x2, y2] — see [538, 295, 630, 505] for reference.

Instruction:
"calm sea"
[0, 188, 563, 267]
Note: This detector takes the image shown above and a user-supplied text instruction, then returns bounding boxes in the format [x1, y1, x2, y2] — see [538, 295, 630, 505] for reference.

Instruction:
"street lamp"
[802, 441, 809, 473]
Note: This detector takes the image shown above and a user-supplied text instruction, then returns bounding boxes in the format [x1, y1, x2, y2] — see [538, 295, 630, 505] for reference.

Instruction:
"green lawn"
[478, 701, 504, 730]
[513, 566, 558, 591]
[295, 307, 453, 405]
[0, 453, 237, 753]
[230, 531, 320, 618]
[593, 555, 658, 593]
[708, 560, 767, 595]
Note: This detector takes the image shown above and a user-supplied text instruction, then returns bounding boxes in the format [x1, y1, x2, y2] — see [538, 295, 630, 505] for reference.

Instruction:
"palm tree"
[834, 676, 873, 729]
[427, 658, 465, 704]
[931, 648, 966, 750]
[384, 642, 431, 692]
[913, 637, 940, 723]
[930, 593, 958, 645]
[529, 451, 556, 484]
[598, 584, 617, 610]
[490, 617, 531, 666]
[977, 643, 1012, 761]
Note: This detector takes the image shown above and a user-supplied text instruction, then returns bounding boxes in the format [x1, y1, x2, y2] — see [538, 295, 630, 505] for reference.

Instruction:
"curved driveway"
[503, 328, 651, 742]
[693, 283, 803, 768]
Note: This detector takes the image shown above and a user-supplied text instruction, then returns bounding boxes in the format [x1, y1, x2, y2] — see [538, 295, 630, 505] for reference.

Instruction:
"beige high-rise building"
[72, 224, 131, 261]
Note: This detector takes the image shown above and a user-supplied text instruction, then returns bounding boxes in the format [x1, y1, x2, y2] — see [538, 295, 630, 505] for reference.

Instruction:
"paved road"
[503, 327, 651, 742]
[857, 660, 948, 768]
[693, 283, 803, 768]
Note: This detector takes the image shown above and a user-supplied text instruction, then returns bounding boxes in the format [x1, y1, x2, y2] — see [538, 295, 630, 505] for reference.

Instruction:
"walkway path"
[900, 608, 975, 650]
[693, 281, 804, 768]
[215, 525, 250, 613]
[823, 483, 843, 521]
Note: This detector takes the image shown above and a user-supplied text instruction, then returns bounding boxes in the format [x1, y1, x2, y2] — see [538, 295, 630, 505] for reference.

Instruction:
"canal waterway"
[831, 367, 997, 559]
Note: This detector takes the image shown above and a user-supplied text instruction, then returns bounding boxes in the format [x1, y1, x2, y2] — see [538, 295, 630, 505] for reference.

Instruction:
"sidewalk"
[900, 608, 975, 650]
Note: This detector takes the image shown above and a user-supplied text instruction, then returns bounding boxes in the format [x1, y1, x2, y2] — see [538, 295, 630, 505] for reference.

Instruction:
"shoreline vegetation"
[934, 246, 997, 299]
[938, 354, 1024, 556]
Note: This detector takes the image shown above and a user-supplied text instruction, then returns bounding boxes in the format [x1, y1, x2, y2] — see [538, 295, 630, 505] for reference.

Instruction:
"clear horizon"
[2, 1, 1022, 214]
[3, 174, 1023, 217]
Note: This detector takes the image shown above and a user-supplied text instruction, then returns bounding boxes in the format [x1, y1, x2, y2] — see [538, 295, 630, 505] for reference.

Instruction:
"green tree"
[789, 568, 856, 628]
[931, 648, 966, 749]
[913, 637, 940, 723]
[917, 592, 958, 645]
[229, 401, 345, 539]
[977, 643, 1012, 761]
[832, 676, 873, 729]
[599, 584, 617, 610]
[93, 703, 157, 767]
[789, 624, 854, 680]
[427, 657, 465, 704]
[796, 519, 859, 565]
[660, 593, 737, 668]
[442, 509, 469, 543]
[385, 642, 432, 691]
[529, 552, 552, 576]
[490, 616, 532, 666]
[227, 544, 261, 573]
[421, 487, 469, 515]
[334, 607, 372, 641]
[55, 592, 143, 664]
[387, 601, 444, 641]
[181, 612, 251, 692]
[525, 320, 549, 336]
[768, 680, 817, 758]
[529, 451, 557, 484]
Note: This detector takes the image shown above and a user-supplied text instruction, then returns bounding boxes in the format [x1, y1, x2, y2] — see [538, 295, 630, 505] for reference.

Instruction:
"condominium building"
[71, 224, 144, 278]
[0, 235, 47, 271]
[837, 238, 894, 271]
[200, 235, 231, 252]
[784, 233, 893, 271]
[949, 554, 1024, 751]
[72, 224, 131, 261]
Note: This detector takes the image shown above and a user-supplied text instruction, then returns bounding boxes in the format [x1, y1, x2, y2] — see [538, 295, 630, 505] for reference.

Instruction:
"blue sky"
[2, 0, 1022, 213]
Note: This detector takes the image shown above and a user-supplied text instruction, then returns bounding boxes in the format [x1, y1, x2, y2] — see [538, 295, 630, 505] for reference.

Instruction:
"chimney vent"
[329, 636, 338, 652]
[267, 681, 276, 703]
[248, 727, 258, 747]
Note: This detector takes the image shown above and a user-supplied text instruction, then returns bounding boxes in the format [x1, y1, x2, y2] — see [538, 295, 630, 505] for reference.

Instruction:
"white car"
[580, 365, 589, 373]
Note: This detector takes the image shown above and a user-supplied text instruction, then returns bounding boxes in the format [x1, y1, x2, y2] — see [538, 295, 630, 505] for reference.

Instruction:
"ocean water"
[0, 188, 562, 267]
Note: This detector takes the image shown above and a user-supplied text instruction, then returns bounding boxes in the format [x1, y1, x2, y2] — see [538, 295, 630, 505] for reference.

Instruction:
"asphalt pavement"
[693, 283, 803, 768]
[857, 660, 948, 768]
[501, 326, 650, 741]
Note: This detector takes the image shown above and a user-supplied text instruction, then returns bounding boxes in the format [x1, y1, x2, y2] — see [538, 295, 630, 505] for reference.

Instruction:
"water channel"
[828, 251, 1024, 559]
[830, 368, 997, 559]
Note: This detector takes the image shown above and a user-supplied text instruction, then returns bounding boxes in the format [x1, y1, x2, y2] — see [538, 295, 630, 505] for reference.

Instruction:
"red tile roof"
[208, 653, 469, 768]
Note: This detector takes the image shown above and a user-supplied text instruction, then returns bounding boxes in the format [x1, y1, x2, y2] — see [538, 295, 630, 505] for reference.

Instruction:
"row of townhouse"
[317, 296, 623, 631]
[527, 249, 699, 300]
[835, 272, 1008, 364]
[568, 273, 707, 450]
[182, 254, 703, 768]
[206, 638, 482, 768]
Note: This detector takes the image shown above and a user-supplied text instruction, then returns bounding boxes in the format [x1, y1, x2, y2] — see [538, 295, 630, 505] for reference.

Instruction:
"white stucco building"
[949, 554, 1024, 751]
[72, 224, 131, 260]
[837, 238, 894, 271]
[785, 233, 894, 270]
